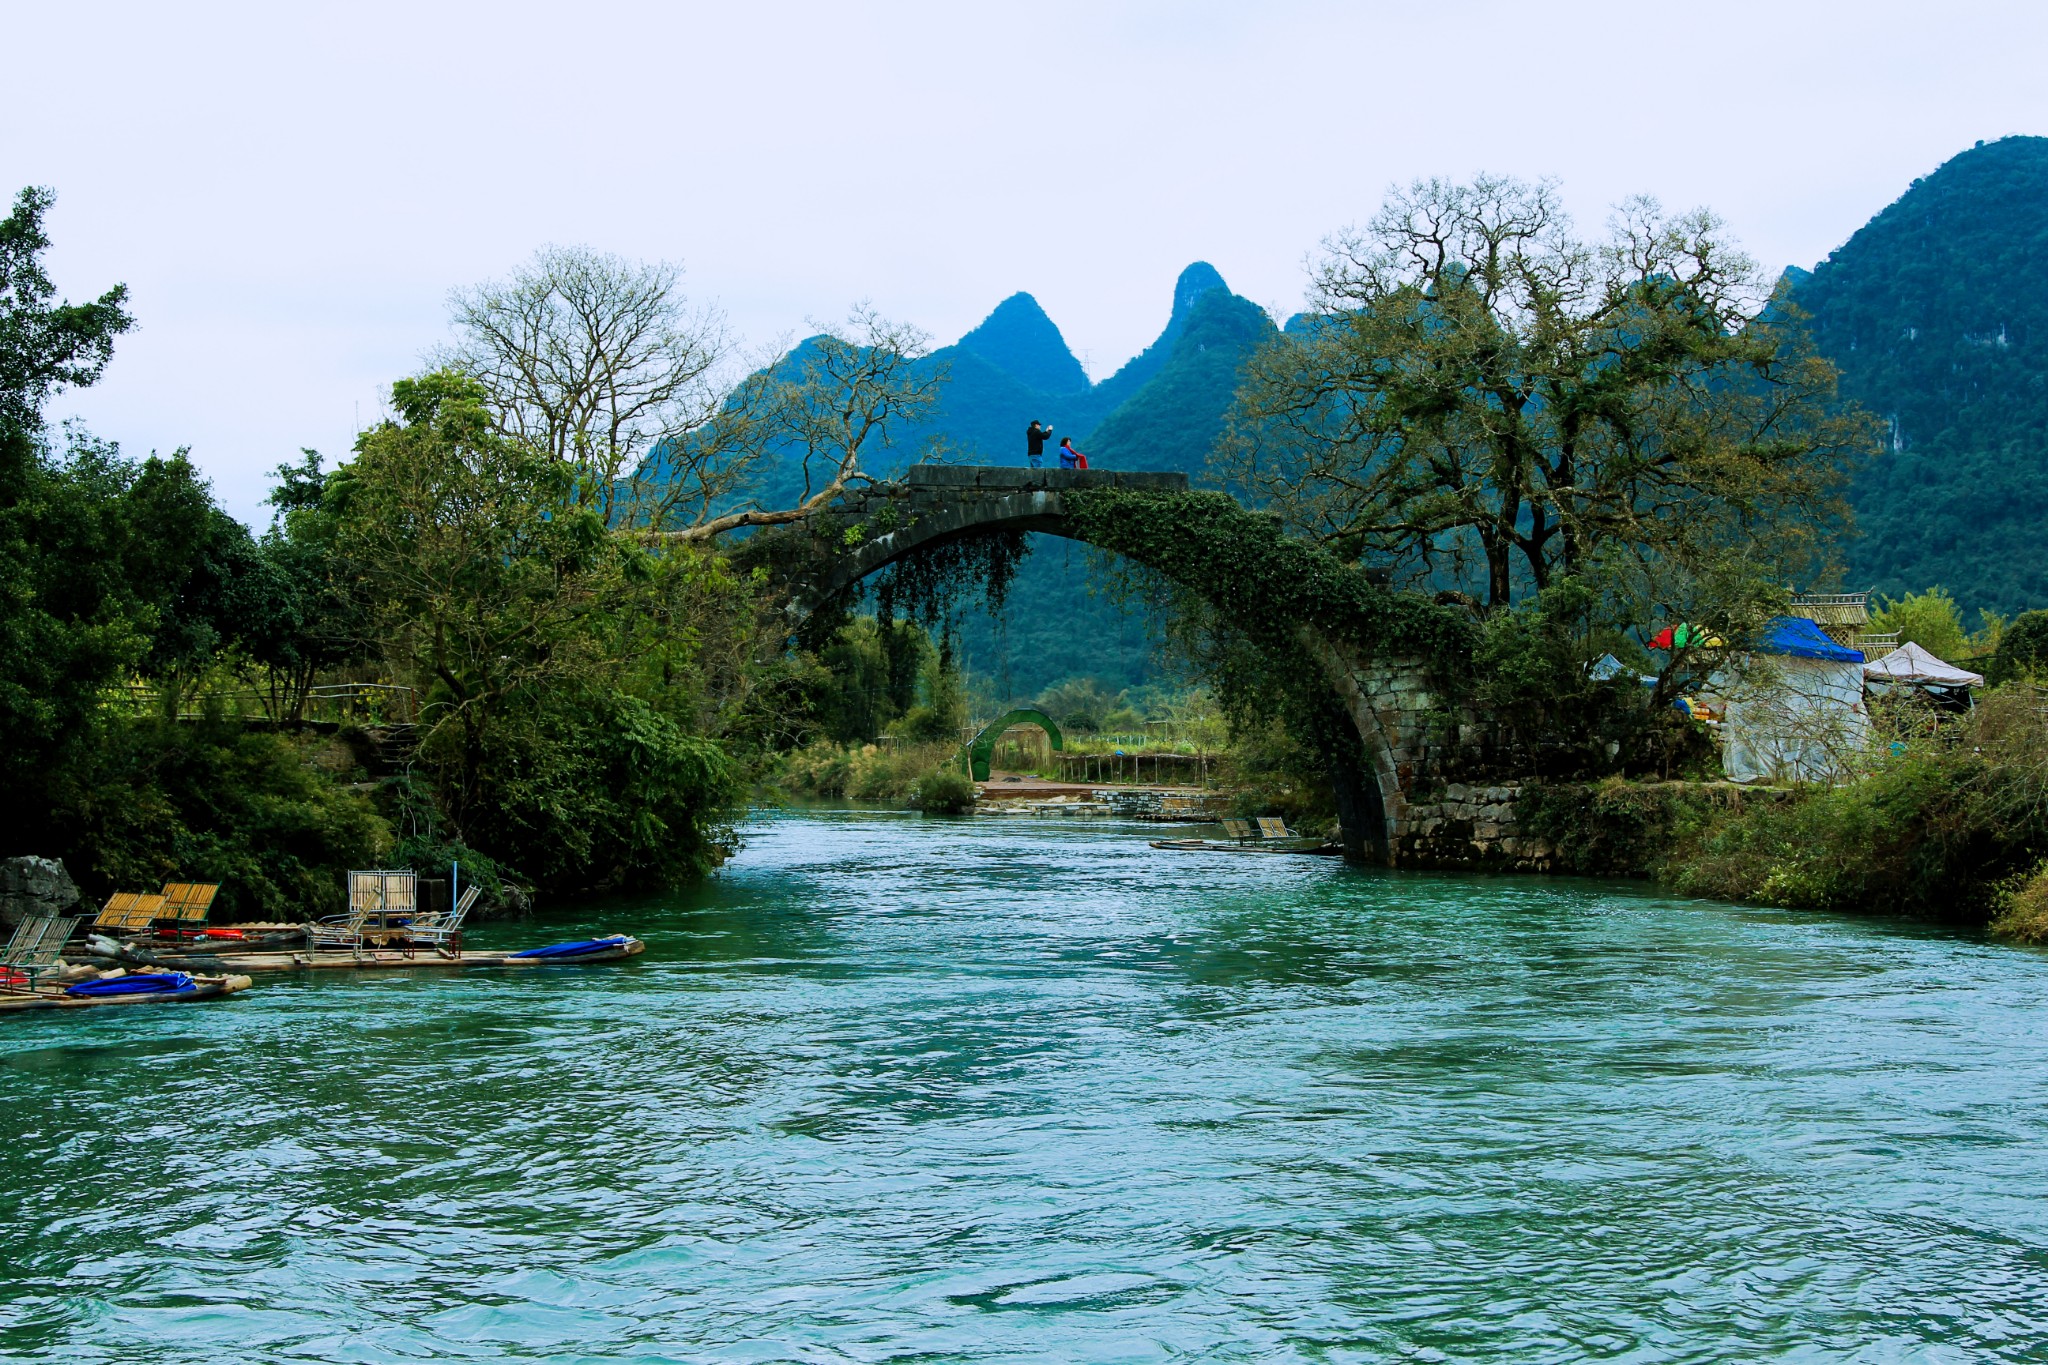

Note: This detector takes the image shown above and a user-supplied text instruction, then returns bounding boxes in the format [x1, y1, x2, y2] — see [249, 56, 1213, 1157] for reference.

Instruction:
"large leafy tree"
[1221, 176, 1871, 610]
[0, 187, 141, 792]
[333, 369, 746, 891]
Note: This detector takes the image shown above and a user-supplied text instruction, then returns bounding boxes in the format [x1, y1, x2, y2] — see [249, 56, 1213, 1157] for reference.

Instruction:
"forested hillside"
[1792, 135, 2048, 615]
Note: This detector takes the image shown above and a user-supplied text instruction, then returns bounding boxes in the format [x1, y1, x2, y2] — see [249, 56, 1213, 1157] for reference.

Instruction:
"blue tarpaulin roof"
[1758, 617, 1863, 663]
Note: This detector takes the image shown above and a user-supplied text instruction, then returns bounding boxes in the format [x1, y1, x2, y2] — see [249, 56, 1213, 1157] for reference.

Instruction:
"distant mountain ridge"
[1791, 135, 2048, 616]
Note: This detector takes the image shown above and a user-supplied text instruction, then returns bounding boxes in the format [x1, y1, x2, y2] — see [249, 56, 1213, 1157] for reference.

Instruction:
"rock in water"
[0, 856, 84, 927]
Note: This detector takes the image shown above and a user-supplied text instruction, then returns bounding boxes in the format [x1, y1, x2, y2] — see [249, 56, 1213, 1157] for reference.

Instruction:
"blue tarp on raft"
[66, 972, 196, 997]
[508, 935, 631, 959]
[1758, 616, 1864, 663]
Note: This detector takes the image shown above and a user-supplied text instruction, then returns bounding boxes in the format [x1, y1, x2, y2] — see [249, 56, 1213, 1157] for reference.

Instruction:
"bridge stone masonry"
[775, 465, 1536, 870]
[790, 465, 1195, 616]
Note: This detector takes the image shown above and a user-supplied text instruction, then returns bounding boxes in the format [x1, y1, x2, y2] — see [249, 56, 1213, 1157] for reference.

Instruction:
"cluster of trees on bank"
[0, 188, 965, 915]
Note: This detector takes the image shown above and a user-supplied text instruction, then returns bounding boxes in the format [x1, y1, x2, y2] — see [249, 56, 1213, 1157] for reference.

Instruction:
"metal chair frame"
[313, 870, 418, 953]
[402, 884, 480, 954]
[2, 914, 82, 994]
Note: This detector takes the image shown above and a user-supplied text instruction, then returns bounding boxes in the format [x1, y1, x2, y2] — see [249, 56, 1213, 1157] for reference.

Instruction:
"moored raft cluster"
[0, 859, 645, 1018]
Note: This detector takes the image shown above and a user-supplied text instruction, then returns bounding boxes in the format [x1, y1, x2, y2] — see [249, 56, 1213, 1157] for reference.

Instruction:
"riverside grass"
[1655, 688, 2048, 930]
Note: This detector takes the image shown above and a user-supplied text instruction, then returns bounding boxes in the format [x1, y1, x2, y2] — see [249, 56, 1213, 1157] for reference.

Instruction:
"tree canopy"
[1220, 175, 1869, 610]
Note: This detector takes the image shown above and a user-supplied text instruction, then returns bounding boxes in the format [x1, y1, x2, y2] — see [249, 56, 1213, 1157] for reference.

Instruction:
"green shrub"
[775, 740, 962, 803]
[1659, 688, 2048, 922]
[47, 717, 388, 921]
[1990, 610, 2048, 683]
[909, 768, 978, 815]
[1518, 778, 1735, 877]
[1990, 862, 2048, 944]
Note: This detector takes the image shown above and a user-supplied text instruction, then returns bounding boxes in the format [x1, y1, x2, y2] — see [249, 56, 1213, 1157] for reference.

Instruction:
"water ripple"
[4, 807, 2047, 1362]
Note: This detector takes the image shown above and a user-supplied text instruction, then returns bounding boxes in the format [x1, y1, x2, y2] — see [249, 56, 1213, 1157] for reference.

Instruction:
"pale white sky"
[10, 0, 2047, 520]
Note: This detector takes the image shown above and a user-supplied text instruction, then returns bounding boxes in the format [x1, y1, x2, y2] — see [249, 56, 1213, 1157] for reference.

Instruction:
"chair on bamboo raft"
[1221, 818, 1254, 843]
[94, 893, 166, 936]
[312, 870, 418, 951]
[155, 882, 219, 933]
[400, 884, 479, 953]
[2, 914, 83, 994]
[1255, 817, 1297, 840]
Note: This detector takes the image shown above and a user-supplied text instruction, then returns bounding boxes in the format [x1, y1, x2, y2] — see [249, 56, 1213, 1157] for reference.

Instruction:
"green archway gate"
[963, 709, 1063, 782]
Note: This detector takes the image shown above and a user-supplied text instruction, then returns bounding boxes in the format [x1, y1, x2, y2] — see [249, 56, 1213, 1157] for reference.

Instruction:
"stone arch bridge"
[765, 465, 1506, 868]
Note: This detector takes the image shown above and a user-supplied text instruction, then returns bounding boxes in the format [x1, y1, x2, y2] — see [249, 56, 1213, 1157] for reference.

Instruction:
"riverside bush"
[909, 769, 978, 815]
[1660, 689, 2048, 923]
[1990, 863, 2048, 944]
[777, 740, 962, 803]
[49, 716, 388, 920]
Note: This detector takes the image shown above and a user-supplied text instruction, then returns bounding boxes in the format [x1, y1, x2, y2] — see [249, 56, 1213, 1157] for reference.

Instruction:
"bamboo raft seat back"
[1221, 818, 1254, 842]
[2, 914, 83, 993]
[157, 883, 220, 923]
[1255, 817, 1295, 840]
[404, 884, 481, 950]
[94, 893, 167, 933]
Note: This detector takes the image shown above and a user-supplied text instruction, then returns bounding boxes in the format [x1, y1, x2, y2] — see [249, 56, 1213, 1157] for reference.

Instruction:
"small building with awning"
[1717, 617, 1870, 784]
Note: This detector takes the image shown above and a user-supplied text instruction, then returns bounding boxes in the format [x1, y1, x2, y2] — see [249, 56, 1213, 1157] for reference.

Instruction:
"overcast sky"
[11, 0, 2047, 521]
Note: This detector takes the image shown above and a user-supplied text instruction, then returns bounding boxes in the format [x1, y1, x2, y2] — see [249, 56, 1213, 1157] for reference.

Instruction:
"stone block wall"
[1395, 782, 1555, 872]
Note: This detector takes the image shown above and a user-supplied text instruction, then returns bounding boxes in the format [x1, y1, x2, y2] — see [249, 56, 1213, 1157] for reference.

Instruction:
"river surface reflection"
[4, 807, 2047, 1362]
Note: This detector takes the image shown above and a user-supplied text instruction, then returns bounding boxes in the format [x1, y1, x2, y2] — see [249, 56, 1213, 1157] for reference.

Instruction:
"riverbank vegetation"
[11, 167, 2048, 939]
[0, 190, 941, 915]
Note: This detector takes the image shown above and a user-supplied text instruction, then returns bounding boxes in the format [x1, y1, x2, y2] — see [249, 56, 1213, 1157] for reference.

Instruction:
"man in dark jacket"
[1026, 420, 1052, 468]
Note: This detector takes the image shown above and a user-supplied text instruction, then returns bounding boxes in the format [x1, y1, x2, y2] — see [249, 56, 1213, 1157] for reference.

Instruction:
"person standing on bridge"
[1058, 436, 1088, 470]
[1026, 419, 1052, 468]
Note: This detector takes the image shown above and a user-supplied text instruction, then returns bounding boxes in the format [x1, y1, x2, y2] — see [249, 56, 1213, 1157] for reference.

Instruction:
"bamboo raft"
[1148, 838, 1343, 856]
[0, 972, 254, 1014]
[113, 935, 647, 974]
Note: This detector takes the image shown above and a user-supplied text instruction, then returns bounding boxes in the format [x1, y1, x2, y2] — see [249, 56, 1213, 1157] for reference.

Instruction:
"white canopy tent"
[1862, 641, 1985, 691]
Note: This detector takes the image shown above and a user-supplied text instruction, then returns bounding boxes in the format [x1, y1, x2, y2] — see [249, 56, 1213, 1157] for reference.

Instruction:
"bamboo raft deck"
[0, 974, 254, 1014]
[133, 936, 647, 974]
[1148, 838, 1343, 856]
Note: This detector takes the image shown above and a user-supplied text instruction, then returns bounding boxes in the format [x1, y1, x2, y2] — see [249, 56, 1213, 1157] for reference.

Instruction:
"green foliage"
[1225, 176, 1866, 608]
[908, 768, 978, 815]
[1989, 861, 2048, 944]
[1518, 778, 1731, 877]
[1661, 688, 2048, 921]
[951, 536, 1165, 701]
[1870, 587, 1979, 662]
[48, 717, 387, 920]
[1474, 579, 1645, 774]
[774, 739, 960, 803]
[811, 615, 928, 743]
[1035, 677, 1117, 733]
[1061, 486, 1476, 676]
[1790, 136, 2048, 616]
[0, 186, 133, 465]
[892, 639, 967, 743]
[0, 187, 385, 916]
[1991, 611, 2048, 684]
[1216, 715, 1338, 838]
[332, 368, 752, 895]
[436, 690, 740, 895]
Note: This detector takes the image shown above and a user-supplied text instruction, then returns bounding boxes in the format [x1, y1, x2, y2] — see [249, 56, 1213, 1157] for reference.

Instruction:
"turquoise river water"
[4, 808, 2048, 1362]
